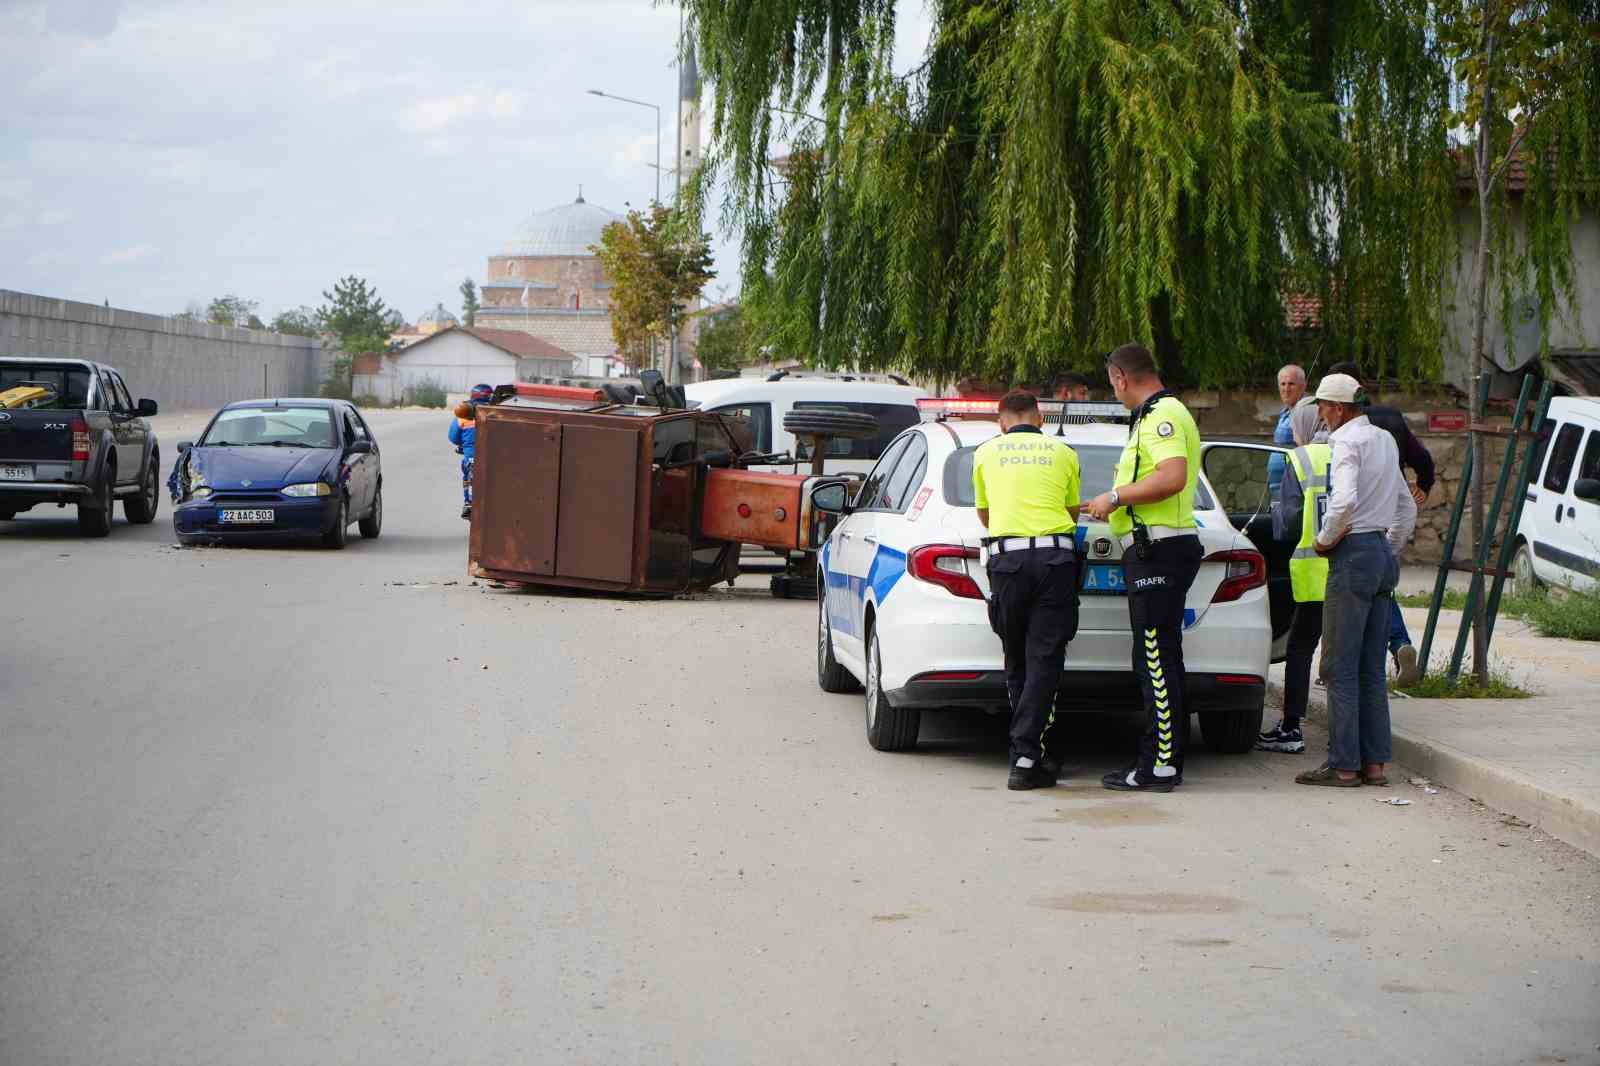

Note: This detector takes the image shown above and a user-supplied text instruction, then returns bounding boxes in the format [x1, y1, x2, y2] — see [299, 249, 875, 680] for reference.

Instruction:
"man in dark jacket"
[1327, 362, 1431, 685]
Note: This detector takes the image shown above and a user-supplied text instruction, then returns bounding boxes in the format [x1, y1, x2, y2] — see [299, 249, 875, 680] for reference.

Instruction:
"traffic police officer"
[972, 390, 1082, 790]
[1083, 343, 1202, 792]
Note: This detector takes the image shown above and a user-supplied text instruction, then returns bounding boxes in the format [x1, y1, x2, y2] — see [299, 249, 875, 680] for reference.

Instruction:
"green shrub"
[1398, 671, 1530, 699]
[1521, 586, 1600, 641]
[352, 393, 382, 408]
[321, 354, 354, 400]
[406, 376, 448, 408]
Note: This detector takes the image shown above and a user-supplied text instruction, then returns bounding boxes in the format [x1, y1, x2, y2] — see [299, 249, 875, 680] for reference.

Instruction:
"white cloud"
[101, 244, 155, 265]
[38, 209, 74, 225]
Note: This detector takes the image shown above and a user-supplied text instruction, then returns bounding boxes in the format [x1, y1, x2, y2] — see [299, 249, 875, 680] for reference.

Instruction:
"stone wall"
[1180, 384, 1523, 565]
[0, 289, 327, 413]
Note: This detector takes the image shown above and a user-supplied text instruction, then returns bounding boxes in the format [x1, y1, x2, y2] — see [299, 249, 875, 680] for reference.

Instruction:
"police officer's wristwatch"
[1107, 489, 1121, 508]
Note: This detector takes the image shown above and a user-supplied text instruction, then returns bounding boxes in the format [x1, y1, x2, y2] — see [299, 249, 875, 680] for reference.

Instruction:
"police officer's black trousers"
[986, 547, 1080, 765]
[1123, 535, 1204, 775]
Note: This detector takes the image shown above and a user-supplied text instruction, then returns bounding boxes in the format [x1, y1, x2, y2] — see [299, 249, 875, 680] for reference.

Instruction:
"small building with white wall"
[352, 326, 577, 403]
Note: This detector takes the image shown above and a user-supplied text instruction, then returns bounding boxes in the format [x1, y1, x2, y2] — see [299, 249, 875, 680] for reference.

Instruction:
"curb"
[1275, 682, 1600, 860]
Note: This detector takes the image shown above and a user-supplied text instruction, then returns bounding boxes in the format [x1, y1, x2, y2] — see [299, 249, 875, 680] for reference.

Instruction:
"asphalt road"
[3, 408, 1597, 1066]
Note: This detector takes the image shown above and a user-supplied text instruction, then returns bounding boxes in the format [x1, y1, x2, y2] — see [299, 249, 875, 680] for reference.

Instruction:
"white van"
[685, 375, 929, 477]
[1513, 395, 1600, 594]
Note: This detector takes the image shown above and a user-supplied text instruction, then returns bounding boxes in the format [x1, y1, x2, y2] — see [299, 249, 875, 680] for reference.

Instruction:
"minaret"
[676, 21, 701, 202]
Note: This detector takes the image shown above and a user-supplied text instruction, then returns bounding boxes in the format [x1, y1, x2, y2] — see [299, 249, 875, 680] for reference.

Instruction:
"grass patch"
[1521, 586, 1600, 641]
[1396, 589, 1467, 610]
[1393, 587, 1547, 624]
[1398, 671, 1531, 699]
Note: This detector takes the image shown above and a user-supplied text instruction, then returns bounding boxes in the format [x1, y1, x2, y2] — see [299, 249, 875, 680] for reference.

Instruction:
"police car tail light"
[907, 544, 984, 599]
[1206, 549, 1267, 603]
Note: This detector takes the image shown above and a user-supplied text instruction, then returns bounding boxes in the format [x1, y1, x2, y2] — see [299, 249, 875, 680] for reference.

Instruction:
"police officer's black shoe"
[1101, 765, 1181, 793]
[460, 504, 472, 520]
[1008, 760, 1057, 791]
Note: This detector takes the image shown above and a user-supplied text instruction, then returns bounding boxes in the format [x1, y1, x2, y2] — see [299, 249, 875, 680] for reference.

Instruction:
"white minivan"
[685, 375, 928, 477]
[1512, 395, 1600, 594]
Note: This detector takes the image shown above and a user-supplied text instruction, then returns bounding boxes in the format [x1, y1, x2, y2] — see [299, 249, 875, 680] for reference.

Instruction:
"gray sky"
[1, 0, 934, 326]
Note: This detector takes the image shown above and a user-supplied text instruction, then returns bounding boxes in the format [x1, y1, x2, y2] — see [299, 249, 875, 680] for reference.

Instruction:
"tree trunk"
[1468, 26, 1495, 686]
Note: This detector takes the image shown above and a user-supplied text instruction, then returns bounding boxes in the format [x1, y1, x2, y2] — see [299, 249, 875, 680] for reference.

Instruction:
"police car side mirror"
[811, 483, 850, 516]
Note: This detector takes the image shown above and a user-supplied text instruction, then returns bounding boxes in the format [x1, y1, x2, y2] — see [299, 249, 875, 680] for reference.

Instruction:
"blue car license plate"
[219, 509, 274, 524]
[1082, 562, 1126, 595]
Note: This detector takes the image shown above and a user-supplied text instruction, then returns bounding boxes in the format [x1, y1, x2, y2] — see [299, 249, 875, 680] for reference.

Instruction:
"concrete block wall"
[0, 289, 328, 413]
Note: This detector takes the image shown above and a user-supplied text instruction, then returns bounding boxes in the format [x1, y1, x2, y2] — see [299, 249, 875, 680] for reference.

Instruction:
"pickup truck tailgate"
[0, 410, 76, 463]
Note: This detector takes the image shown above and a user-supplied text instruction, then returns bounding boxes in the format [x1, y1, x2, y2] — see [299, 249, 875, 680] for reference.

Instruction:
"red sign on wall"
[1427, 410, 1469, 434]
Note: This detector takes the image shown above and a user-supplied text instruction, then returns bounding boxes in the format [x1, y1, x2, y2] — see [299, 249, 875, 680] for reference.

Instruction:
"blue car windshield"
[203, 407, 338, 448]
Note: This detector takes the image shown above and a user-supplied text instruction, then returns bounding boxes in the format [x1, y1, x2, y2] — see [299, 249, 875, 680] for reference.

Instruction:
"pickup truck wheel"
[1199, 700, 1264, 754]
[123, 455, 160, 525]
[358, 484, 383, 539]
[77, 464, 113, 537]
[817, 591, 859, 693]
[322, 497, 348, 549]
[865, 627, 919, 751]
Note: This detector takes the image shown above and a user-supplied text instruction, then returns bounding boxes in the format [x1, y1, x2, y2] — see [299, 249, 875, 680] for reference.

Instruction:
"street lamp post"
[586, 89, 661, 206]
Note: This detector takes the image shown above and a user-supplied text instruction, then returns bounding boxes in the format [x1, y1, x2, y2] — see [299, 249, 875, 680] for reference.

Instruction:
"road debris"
[1375, 797, 1413, 806]
[1500, 814, 1532, 828]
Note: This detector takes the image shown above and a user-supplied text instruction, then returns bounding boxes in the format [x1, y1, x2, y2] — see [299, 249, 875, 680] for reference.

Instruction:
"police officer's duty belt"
[1116, 526, 1195, 552]
[984, 534, 1076, 557]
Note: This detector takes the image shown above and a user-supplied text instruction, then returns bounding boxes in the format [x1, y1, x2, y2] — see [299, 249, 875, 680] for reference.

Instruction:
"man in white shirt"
[1295, 374, 1415, 788]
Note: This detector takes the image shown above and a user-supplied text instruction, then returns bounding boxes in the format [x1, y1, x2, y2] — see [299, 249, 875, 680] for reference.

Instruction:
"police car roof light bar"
[915, 397, 1129, 424]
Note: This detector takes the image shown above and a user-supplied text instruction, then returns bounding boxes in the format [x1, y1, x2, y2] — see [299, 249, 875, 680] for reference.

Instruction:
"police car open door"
[1199, 442, 1295, 662]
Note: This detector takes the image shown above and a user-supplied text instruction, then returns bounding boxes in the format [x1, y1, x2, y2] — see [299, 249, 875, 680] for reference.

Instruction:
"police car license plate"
[1082, 563, 1127, 595]
[0, 465, 34, 481]
[219, 509, 274, 524]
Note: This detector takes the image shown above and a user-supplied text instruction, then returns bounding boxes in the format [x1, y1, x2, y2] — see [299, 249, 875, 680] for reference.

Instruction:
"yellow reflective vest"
[1288, 443, 1333, 603]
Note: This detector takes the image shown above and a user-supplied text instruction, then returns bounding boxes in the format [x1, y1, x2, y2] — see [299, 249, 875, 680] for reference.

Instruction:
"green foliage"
[1521, 586, 1600, 641]
[1399, 670, 1530, 698]
[685, 0, 1599, 387]
[317, 276, 391, 353]
[270, 306, 321, 337]
[695, 305, 753, 370]
[460, 278, 480, 327]
[206, 294, 260, 328]
[405, 376, 448, 409]
[591, 204, 717, 369]
[352, 393, 383, 409]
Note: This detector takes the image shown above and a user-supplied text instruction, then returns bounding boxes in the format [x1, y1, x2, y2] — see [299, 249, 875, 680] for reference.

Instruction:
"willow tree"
[687, 0, 1342, 385]
[685, 0, 1595, 387]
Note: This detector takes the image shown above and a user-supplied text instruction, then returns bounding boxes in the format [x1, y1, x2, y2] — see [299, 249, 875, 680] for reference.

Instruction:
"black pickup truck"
[0, 357, 161, 536]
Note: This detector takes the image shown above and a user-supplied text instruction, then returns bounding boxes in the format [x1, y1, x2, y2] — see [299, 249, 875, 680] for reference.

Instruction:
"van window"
[792, 402, 920, 462]
[1580, 431, 1600, 488]
[1543, 423, 1584, 493]
[709, 402, 771, 452]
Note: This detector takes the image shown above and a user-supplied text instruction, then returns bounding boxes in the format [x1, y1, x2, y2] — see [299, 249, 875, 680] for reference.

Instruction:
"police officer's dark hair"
[1052, 371, 1090, 393]
[997, 390, 1039, 416]
[1105, 343, 1158, 379]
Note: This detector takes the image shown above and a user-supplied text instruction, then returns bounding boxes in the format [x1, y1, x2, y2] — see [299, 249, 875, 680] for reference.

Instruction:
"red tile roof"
[398, 326, 577, 363]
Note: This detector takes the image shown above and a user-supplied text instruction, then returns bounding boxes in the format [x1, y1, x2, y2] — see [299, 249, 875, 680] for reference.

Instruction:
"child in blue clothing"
[449, 401, 476, 519]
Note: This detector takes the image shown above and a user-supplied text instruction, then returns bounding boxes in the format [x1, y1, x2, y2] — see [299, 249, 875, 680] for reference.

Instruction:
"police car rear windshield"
[942, 444, 1216, 510]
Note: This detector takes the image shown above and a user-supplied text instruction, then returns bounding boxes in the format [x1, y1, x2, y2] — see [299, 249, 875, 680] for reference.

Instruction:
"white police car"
[812, 399, 1293, 754]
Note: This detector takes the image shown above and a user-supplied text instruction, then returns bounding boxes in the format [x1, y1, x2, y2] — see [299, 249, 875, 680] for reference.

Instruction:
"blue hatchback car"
[169, 399, 382, 548]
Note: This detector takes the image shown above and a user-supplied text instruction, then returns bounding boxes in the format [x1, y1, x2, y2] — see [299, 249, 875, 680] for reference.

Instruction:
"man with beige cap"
[1295, 373, 1416, 787]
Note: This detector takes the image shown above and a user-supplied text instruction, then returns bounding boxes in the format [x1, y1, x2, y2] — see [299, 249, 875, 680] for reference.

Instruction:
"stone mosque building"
[473, 192, 626, 374]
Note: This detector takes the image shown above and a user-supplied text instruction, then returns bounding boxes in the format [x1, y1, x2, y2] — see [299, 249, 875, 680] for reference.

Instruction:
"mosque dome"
[418, 303, 458, 327]
[504, 192, 624, 257]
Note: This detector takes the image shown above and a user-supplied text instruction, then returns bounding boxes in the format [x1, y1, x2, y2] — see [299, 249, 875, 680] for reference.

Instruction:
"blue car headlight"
[190, 486, 213, 499]
[281, 482, 333, 498]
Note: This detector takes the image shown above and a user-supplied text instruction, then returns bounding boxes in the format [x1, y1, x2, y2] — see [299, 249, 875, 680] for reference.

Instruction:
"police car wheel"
[1199, 702, 1264, 754]
[817, 592, 858, 693]
[865, 627, 919, 751]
